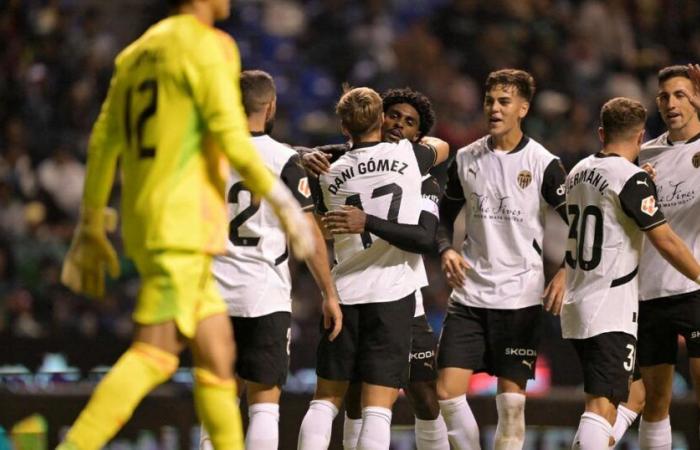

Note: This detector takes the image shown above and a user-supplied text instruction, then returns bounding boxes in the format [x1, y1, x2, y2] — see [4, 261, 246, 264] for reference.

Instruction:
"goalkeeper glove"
[266, 179, 315, 260]
[61, 206, 121, 298]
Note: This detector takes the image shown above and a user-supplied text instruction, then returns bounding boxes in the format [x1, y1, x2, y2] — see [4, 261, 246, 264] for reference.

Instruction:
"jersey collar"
[250, 131, 266, 137]
[486, 134, 530, 154]
[351, 141, 381, 150]
[665, 131, 700, 145]
[594, 151, 622, 158]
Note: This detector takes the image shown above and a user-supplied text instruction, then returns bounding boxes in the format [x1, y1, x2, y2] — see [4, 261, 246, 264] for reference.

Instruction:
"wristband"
[436, 238, 453, 255]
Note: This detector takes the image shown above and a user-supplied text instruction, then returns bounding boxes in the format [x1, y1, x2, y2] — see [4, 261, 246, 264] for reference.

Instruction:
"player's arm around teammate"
[321, 88, 450, 450]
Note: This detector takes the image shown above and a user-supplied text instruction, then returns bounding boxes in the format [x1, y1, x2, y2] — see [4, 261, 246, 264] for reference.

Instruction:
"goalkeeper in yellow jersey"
[57, 0, 314, 449]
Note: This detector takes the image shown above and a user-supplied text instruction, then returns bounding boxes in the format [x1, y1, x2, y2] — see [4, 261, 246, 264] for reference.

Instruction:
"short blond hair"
[600, 97, 646, 144]
[335, 87, 383, 138]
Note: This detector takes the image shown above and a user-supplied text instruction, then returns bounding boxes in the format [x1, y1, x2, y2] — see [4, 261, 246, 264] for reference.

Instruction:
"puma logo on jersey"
[468, 167, 477, 177]
[298, 178, 311, 198]
[423, 361, 434, 370]
[641, 195, 658, 216]
[521, 360, 533, 369]
[636, 179, 648, 187]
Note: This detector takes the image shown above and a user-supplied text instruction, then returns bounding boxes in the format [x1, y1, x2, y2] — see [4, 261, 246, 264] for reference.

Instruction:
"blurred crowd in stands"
[2, 0, 699, 375]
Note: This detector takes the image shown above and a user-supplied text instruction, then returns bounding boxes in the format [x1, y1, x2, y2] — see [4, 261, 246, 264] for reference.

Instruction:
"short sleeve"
[619, 172, 666, 231]
[411, 143, 437, 175]
[541, 158, 567, 209]
[281, 154, 314, 210]
[444, 159, 465, 201]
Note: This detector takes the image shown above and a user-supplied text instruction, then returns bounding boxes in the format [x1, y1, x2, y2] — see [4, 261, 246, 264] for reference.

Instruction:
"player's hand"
[322, 295, 343, 341]
[641, 162, 656, 182]
[441, 248, 469, 288]
[267, 180, 315, 260]
[302, 150, 332, 177]
[322, 206, 367, 234]
[543, 268, 566, 316]
[61, 207, 121, 299]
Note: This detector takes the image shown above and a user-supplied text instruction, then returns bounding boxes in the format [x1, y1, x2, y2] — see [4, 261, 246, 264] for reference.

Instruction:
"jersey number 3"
[565, 204, 603, 271]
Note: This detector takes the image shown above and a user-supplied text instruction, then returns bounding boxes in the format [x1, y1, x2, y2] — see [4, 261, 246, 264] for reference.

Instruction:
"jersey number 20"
[565, 204, 603, 271]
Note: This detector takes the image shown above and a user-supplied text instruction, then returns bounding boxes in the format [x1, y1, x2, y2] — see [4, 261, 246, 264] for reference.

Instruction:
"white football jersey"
[314, 139, 434, 305]
[638, 132, 700, 300]
[212, 134, 313, 317]
[561, 153, 666, 339]
[445, 135, 567, 309]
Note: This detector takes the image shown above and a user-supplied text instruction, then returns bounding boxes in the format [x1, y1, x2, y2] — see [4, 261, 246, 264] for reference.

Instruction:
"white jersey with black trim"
[315, 139, 432, 305]
[561, 153, 666, 339]
[638, 132, 700, 301]
[446, 135, 567, 309]
[213, 134, 313, 317]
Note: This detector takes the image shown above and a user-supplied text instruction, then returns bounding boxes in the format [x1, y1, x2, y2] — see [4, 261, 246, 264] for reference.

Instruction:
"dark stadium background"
[2, 1, 700, 449]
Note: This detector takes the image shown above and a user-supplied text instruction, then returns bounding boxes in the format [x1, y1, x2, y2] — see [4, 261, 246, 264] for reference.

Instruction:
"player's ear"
[266, 97, 277, 122]
[340, 123, 350, 139]
[597, 127, 605, 144]
[518, 100, 530, 119]
[637, 128, 645, 146]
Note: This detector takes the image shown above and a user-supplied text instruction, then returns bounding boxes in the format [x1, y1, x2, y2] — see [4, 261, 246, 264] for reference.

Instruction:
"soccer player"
[197, 70, 341, 450]
[561, 97, 700, 449]
[315, 88, 450, 450]
[435, 69, 568, 450]
[57, 2, 313, 450]
[633, 64, 700, 449]
[297, 87, 448, 450]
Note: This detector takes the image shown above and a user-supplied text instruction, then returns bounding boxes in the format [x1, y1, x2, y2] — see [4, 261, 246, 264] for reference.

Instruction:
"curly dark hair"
[381, 88, 436, 139]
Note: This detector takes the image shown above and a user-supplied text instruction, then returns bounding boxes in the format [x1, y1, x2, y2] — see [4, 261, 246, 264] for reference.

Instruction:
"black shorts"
[638, 290, 700, 367]
[316, 293, 415, 388]
[570, 332, 636, 403]
[409, 315, 438, 383]
[437, 303, 542, 381]
[231, 312, 291, 386]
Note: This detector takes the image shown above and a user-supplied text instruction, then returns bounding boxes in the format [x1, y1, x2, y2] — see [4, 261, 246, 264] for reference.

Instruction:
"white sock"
[638, 416, 672, 450]
[414, 416, 450, 450]
[343, 414, 363, 450]
[494, 393, 526, 450]
[357, 406, 392, 450]
[610, 404, 637, 447]
[198, 425, 213, 450]
[572, 412, 612, 450]
[246, 403, 279, 450]
[438, 396, 480, 450]
[297, 399, 339, 450]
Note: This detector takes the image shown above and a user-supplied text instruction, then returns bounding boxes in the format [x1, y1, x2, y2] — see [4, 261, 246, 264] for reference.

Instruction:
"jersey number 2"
[125, 79, 158, 158]
[565, 204, 603, 271]
[228, 182, 260, 246]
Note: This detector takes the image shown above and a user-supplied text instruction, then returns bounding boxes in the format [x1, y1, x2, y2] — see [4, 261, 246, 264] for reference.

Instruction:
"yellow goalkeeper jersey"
[82, 14, 275, 256]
